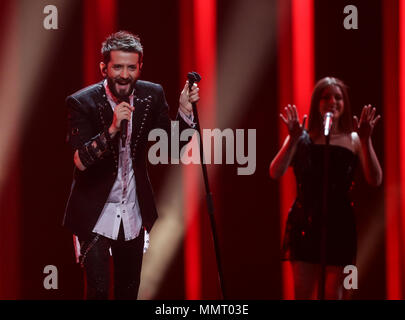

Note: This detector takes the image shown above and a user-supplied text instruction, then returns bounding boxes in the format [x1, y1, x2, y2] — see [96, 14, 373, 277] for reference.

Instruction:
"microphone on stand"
[323, 112, 333, 137]
[120, 96, 130, 148]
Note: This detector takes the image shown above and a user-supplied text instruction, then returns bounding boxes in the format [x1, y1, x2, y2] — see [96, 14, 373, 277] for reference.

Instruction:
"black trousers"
[79, 223, 144, 300]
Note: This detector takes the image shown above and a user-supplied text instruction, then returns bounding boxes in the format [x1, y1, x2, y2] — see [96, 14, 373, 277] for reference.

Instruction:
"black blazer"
[63, 80, 191, 240]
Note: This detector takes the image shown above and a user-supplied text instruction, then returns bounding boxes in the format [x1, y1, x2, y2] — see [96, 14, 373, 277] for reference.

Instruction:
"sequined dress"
[281, 131, 358, 266]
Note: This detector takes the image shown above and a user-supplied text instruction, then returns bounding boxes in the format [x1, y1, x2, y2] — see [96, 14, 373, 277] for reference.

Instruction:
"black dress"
[281, 131, 358, 266]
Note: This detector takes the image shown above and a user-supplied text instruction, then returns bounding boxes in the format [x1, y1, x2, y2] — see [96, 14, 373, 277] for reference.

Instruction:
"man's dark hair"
[101, 31, 143, 65]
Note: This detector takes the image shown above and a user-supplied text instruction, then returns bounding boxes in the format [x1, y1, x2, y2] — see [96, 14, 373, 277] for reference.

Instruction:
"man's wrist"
[108, 125, 119, 138]
[178, 108, 196, 128]
[179, 106, 192, 118]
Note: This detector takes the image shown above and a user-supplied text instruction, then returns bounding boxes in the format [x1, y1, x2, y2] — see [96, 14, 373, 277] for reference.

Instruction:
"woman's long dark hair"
[307, 77, 353, 138]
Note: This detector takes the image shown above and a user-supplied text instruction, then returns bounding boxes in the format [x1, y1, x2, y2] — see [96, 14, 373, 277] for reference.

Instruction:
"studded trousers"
[79, 223, 144, 300]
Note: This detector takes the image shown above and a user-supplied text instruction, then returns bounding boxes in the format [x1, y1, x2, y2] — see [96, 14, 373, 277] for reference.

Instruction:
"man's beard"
[107, 76, 136, 101]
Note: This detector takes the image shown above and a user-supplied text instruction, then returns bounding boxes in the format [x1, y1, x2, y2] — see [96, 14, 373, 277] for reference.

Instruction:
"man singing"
[63, 31, 199, 299]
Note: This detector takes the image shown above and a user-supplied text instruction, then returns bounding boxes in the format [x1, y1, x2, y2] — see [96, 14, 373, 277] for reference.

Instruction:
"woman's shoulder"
[292, 130, 311, 156]
[292, 130, 311, 150]
[281, 130, 310, 148]
[300, 129, 311, 142]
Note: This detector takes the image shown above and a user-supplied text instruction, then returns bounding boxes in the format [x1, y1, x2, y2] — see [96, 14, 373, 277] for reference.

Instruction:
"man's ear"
[139, 62, 143, 71]
[100, 62, 107, 77]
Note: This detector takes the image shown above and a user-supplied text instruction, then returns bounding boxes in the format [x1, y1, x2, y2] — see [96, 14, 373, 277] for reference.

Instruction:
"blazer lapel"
[95, 83, 114, 129]
[132, 97, 146, 138]
[131, 93, 152, 160]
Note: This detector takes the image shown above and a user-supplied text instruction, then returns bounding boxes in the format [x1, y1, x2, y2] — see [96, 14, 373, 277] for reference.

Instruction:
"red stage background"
[0, 0, 397, 299]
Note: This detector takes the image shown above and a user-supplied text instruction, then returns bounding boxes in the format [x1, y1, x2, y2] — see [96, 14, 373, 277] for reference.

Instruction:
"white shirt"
[92, 80, 142, 241]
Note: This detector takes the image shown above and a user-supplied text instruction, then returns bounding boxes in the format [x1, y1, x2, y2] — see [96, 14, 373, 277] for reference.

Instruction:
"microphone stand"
[318, 129, 330, 300]
[187, 71, 226, 300]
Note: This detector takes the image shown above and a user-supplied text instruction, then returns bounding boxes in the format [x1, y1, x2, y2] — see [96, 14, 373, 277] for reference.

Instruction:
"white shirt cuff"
[178, 109, 196, 128]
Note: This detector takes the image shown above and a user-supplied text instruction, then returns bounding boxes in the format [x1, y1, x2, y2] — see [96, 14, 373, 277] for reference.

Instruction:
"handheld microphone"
[120, 96, 130, 147]
[187, 71, 202, 89]
[323, 112, 333, 137]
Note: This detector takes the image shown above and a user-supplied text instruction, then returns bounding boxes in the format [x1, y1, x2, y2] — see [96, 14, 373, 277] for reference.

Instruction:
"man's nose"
[120, 68, 129, 79]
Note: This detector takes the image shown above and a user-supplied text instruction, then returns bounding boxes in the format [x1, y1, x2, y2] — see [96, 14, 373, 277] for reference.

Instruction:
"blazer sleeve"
[66, 96, 94, 151]
[66, 95, 114, 169]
